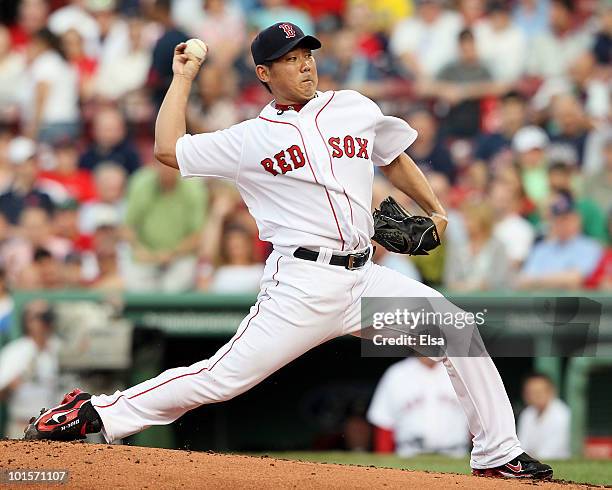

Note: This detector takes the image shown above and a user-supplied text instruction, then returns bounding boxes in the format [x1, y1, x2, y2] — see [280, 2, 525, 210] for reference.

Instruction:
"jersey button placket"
[300, 115, 356, 250]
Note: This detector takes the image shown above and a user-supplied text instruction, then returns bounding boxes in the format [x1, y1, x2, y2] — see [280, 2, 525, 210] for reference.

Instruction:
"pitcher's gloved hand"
[372, 196, 441, 255]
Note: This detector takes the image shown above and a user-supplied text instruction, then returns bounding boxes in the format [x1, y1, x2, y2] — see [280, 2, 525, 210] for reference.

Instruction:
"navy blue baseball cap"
[251, 22, 321, 66]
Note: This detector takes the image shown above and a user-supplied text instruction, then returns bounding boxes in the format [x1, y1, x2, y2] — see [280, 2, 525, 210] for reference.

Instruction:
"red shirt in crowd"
[38, 169, 97, 203]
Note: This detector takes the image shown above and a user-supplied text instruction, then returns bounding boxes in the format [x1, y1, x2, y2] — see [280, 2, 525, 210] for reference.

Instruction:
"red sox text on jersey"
[260, 136, 370, 176]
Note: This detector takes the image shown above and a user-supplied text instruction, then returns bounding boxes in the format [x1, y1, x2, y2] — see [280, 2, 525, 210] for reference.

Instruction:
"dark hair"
[552, 0, 574, 12]
[548, 161, 572, 174]
[523, 372, 555, 387]
[33, 28, 66, 60]
[33, 247, 53, 263]
[458, 28, 474, 43]
[154, 0, 172, 12]
[22, 301, 55, 333]
[502, 90, 527, 105]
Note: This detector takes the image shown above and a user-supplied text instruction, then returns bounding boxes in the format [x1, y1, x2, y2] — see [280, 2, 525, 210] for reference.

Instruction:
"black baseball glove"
[372, 196, 441, 255]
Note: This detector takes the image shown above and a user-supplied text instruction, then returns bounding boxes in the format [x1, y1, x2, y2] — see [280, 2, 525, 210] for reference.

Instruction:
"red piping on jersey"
[259, 115, 345, 250]
[94, 256, 283, 410]
[314, 92, 356, 248]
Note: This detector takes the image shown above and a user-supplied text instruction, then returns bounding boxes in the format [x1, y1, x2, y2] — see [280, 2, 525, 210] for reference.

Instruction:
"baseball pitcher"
[25, 22, 552, 480]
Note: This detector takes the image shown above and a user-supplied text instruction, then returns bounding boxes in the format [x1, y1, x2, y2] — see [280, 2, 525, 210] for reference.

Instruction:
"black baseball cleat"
[472, 452, 553, 479]
[23, 389, 103, 441]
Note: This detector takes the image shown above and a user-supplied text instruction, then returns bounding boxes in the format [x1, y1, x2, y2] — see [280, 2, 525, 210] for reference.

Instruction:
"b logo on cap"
[279, 23, 296, 39]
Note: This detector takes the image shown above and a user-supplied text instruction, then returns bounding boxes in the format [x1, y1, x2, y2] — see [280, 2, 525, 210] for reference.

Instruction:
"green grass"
[261, 452, 612, 486]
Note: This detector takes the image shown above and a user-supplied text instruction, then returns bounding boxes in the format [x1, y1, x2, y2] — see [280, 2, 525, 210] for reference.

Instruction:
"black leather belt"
[293, 247, 372, 270]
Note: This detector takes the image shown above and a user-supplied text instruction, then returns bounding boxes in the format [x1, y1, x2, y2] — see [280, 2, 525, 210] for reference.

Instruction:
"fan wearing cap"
[517, 190, 604, 290]
[26, 22, 554, 482]
[0, 137, 54, 224]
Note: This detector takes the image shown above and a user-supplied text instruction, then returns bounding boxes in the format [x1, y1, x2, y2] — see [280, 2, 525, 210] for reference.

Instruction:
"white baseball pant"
[91, 249, 523, 469]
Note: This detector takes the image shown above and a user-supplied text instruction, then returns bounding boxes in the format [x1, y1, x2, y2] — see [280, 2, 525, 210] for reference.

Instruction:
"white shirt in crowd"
[367, 358, 470, 457]
[526, 29, 593, 80]
[20, 51, 79, 125]
[493, 214, 535, 263]
[474, 20, 527, 82]
[0, 52, 26, 107]
[48, 4, 101, 58]
[209, 264, 265, 293]
[390, 10, 463, 78]
[517, 398, 571, 459]
[0, 336, 61, 424]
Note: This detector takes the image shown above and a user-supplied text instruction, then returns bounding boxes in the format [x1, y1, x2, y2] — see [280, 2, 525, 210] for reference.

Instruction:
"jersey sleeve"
[370, 102, 418, 167]
[175, 121, 248, 180]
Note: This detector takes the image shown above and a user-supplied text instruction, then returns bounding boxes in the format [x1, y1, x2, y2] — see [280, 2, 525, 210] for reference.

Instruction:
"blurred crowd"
[0, 0, 610, 307]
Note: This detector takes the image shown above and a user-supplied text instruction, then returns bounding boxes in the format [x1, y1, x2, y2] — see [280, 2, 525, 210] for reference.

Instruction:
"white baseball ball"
[185, 38, 208, 61]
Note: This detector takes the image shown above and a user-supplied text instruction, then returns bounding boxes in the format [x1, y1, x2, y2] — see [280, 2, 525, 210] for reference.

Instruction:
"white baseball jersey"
[91, 90, 525, 470]
[176, 90, 417, 253]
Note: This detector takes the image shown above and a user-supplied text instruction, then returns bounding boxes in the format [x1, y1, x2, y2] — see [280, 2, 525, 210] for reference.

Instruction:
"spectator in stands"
[52, 199, 91, 253]
[190, 0, 245, 69]
[21, 28, 80, 143]
[202, 224, 265, 293]
[512, 125, 550, 205]
[147, 0, 189, 109]
[548, 94, 594, 167]
[367, 357, 470, 457]
[48, 0, 100, 57]
[78, 162, 126, 234]
[526, 0, 593, 80]
[252, 0, 315, 36]
[83, 205, 124, 290]
[418, 29, 500, 139]
[125, 164, 206, 292]
[517, 373, 571, 460]
[592, 5, 611, 67]
[474, 91, 527, 167]
[315, 28, 382, 92]
[411, 172, 467, 287]
[79, 106, 141, 175]
[0, 25, 26, 124]
[584, 135, 612, 215]
[585, 211, 612, 289]
[445, 200, 510, 291]
[546, 161, 607, 242]
[390, 0, 462, 79]
[38, 138, 96, 203]
[60, 28, 98, 101]
[512, 0, 549, 41]
[568, 53, 610, 123]
[0, 299, 61, 439]
[0, 137, 54, 225]
[489, 180, 535, 268]
[8, 0, 50, 52]
[186, 63, 240, 134]
[88, 0, 130, 68]
[18, 247, 66, 289]
[405, 109, 456, 183]
[517, 190, 603, 290]
[0, 267, 13, 337]
[1, 206, 71, 285]
[475, 1, 527, 82]
[0, 129, 16, 192]
[93, 15, 151, 101]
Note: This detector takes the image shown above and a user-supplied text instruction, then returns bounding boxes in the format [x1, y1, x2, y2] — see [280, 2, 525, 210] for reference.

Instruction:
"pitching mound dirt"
[0, 440, 602, 489]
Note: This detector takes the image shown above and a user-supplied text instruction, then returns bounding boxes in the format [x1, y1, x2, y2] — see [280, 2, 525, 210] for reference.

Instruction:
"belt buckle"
[345, 250, 368, 270]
